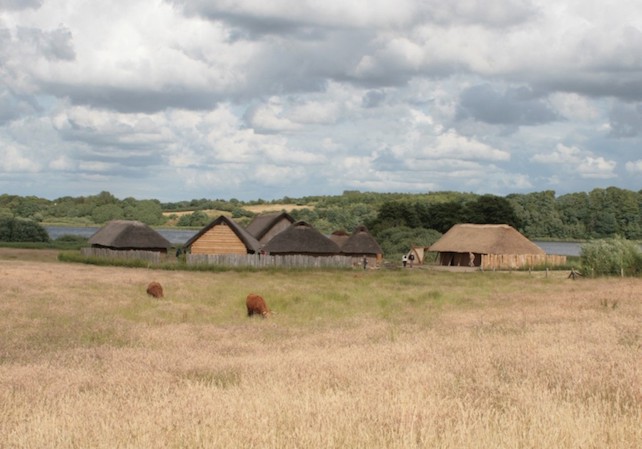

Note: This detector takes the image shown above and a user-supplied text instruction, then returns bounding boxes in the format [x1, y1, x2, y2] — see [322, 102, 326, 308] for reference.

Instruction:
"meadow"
[0, 249, 640, 448]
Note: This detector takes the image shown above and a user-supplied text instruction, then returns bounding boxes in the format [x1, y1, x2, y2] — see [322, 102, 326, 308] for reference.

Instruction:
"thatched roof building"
[263, 221, 341, 255]
[88, 220, 171, 253]
[340, 225, 384, 267]
[429, 223, 549, 269]
[184, 215, 261, 255]
[329, 230, 350, 248]
[245, 212, 294, 245]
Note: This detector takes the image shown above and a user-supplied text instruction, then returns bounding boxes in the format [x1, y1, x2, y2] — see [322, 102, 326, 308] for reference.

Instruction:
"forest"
[1, 187, 641, 249]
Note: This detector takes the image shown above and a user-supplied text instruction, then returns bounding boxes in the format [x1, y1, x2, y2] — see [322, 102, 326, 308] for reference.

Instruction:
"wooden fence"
[81, 247, 162, 264]
[481, 253, 567, 270]
[187, 253, 354, 269]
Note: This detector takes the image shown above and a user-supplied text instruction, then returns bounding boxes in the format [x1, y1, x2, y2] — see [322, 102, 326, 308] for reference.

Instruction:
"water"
[46, 226, 197, 245]
[533, 241, 582, 257]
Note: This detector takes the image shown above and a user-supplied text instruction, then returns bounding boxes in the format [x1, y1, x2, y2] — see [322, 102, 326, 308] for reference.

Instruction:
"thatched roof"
[429, 224, 545, 255]
[329, 230, 350, 248]
[263, 221, 341, 255]
[183, 215, 261, 253]
[245, 212, 294, 240]
[341, 225, 383, 255]
[88, 220, 170, 250]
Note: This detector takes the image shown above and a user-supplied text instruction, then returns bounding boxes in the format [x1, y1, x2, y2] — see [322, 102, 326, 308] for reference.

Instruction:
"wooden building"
[429, 223, 566, 270]
[262, 221, 341, 256]
[183, 215, 261, 255]
[340, 225, 384, 267]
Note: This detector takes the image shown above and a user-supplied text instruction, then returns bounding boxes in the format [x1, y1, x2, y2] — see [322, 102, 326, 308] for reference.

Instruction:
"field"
[1, 249, 640, 448]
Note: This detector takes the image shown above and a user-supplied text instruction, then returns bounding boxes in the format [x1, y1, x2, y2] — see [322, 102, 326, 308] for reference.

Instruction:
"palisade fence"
[481, 253, 567, 270]
[81, 247, 162, 264]
[187, 253, 354, 268]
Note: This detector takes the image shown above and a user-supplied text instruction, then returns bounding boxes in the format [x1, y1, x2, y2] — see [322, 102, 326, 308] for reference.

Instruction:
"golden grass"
[1, 251, 640, 448]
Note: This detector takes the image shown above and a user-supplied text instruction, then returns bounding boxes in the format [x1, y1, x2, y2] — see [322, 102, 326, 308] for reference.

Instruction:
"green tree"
[0, 218, 49, 242]
[91, 204, 124, 224]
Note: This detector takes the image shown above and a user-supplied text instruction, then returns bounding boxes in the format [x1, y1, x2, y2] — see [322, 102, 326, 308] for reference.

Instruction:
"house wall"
[259, 219, 292, 244]
[190, 223, 247, 255]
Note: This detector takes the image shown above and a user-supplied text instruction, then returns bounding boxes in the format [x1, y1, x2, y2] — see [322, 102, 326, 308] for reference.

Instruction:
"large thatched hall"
[429, 223, 565, 270]
[88, 220, 171, 253]
[262, 221, 341, 256]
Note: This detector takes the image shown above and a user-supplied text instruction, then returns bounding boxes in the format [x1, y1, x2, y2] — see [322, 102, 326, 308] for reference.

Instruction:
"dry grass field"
[0, 249, 640, 448]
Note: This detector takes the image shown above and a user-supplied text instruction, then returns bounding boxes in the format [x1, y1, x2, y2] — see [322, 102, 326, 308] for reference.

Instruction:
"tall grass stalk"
[1, 254, 640, 448]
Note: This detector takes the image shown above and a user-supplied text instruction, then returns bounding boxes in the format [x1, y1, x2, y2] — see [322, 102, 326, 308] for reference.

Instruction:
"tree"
[0, 218, 49, 242]
[465, 195, 520, 228]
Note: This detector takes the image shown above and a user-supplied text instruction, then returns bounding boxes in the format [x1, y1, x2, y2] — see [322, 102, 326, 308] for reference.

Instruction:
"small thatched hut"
[429, 223, 563, 270]
[88, 220, 170, 253]
[340, 225, 383, 267]
[262, 221, 340, 256]
[184, 215, 260, 255]
[245, 212, 295, 245]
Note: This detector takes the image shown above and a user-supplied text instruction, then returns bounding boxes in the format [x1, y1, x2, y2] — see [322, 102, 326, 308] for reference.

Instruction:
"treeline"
[1, 187, 641, 242]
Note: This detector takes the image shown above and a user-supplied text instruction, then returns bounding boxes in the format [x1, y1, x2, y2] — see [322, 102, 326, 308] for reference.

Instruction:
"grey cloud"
[608, 103, 642, 138]
[0, 0, 42, 11]
[16, 26, 75, 61]
[362, 90, 386, 108]
[44, 83, 222, 114]
[457, 84, 559, 126]
[0, 90, 39, 124]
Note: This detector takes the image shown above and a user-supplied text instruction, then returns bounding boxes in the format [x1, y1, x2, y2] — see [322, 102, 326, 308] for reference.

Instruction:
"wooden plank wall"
[81, 247, 161, 263]
[191, 223, 247, 255]
[187, 254, 354, 268]
[482, 254, 567, 270]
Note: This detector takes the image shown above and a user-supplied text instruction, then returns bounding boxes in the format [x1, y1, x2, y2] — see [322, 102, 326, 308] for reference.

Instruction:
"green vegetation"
[580, 237, 642, 277]
[0, 217, 49, 243]
[2, 187, 642, 254]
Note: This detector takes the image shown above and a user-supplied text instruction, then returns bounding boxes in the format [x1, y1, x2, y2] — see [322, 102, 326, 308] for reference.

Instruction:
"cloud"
[624, 160, 642, 174]
[457, 84, 559, 126]
[532, 144, 617, 179]
[0, 0, 641, 201]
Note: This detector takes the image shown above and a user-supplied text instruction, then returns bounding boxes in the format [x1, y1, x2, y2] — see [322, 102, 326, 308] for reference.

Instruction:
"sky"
[1, 0, 641, 202]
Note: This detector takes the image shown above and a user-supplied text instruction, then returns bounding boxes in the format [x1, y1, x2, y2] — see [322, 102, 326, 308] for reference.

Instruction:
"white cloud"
[625, 159, 642, 173]
[426, 130, 510, 161]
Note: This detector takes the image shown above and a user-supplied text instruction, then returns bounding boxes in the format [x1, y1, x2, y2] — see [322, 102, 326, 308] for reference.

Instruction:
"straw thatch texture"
[429, 224, 545, 255]
[88, 220, 170, 252]
[263, 221, 340, 255]
[329, 230, 350, 248]
[245, 212, 294, 244]
[341, 225, 383, 256]
[184, 215, 260, 255]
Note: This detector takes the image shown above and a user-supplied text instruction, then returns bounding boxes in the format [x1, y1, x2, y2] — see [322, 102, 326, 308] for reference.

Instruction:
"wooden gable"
[190, 222, 247, 255]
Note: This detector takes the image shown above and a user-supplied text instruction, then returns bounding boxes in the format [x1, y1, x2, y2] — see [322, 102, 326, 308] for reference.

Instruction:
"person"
[408, 252, 415, 268]
[402, 254, 408, 268]
[362, 255, 368, 270]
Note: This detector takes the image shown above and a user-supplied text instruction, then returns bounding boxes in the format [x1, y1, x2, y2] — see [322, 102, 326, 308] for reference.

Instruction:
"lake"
[46, 226, 585, 256]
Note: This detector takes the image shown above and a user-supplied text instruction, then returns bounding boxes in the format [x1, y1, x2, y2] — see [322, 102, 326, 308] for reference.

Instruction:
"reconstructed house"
[183, 215, 261, 255]
[88, 220, 170, 253]
[263, 221, 341, 256]
[340, 225, 383, 267]
[429, 223, 566, 270]
[245, 212, 295, 245]
[329, 230, 350, 248]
